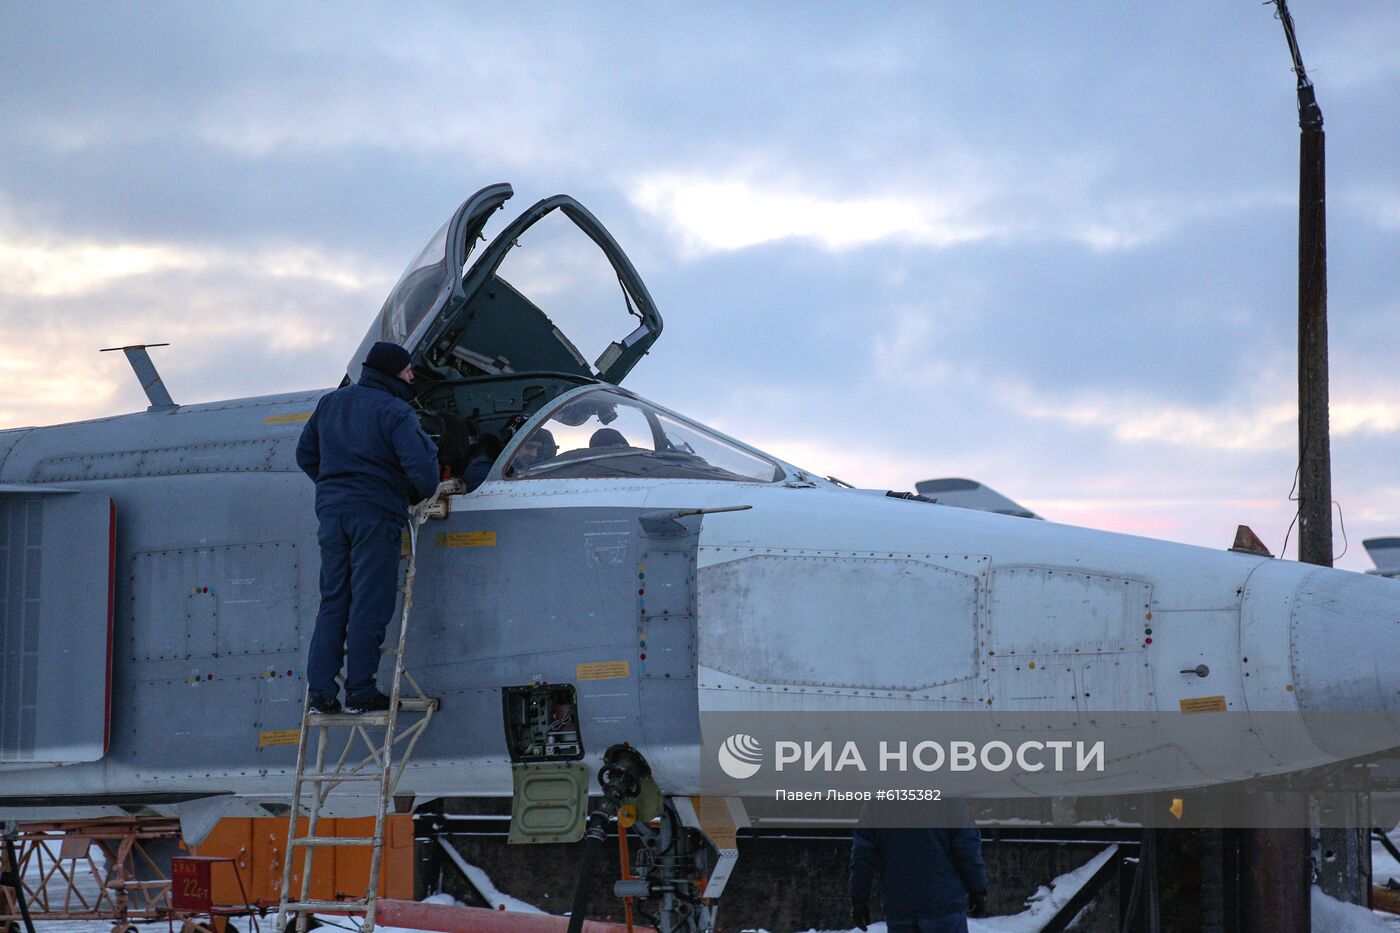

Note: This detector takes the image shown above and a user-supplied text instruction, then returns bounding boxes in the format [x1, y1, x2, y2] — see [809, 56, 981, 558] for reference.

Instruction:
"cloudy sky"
[2, 2, 1398, 569]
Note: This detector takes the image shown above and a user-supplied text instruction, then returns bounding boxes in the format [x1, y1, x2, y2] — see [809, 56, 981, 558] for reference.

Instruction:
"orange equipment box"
[192, 816, 413, 907]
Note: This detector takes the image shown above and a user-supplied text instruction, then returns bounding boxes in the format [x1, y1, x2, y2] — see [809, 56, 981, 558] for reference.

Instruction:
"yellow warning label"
[263, 412, 313, 425]
[259, 729, 300, 747]
[1179, 695, 1228, 714]
[576, 660, 630, 681]
[436, 531, 497, 548]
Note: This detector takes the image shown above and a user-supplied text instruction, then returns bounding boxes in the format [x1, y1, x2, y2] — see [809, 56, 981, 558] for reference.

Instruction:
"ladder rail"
[275, 480, 457, 933]
[276, 695, 314, 930]
[363, 503, 425, 933]
[294, 727, 330, 933]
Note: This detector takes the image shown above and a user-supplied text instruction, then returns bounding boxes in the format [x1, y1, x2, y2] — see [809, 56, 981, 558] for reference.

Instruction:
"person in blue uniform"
[295, 342, 440, 714]
[849, 798, 989, 933]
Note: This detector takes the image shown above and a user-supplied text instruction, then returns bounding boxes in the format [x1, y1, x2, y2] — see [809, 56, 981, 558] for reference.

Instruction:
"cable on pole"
[1271, 0, 1323, 129]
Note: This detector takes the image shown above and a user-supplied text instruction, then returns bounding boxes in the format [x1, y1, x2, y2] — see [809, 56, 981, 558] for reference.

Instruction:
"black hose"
[566, 812, 609, 933]
[2, 836, 37, 933]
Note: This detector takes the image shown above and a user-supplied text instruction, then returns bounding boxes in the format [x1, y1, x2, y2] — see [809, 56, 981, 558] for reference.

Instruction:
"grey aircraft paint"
[5, 184, 1400, 836]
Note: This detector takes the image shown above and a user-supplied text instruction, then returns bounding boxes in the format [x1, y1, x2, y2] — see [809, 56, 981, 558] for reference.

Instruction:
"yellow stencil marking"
[576, 660, 631, 681]
[436, 531, 497, 548]
[263, 412, 313, 425]
[259, 729, 300, 747]
[690, 796, 739, 849]
[1179, 695, 1228, 714]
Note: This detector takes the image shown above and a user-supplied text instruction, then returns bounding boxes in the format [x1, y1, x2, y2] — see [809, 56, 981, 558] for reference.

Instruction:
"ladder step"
[283, 899, 369, 913]
[301, 772, 383, 783]
[309, 711, 389, 726]
[307, 697, 437, 726]
[292, 836, 379, 847]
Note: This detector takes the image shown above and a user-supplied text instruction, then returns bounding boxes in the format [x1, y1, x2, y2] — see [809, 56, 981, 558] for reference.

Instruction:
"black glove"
[851, 901, 870, 931]
[968, 890, 988, 918]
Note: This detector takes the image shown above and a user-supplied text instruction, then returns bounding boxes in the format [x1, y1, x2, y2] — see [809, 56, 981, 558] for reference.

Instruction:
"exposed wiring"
[1280, 462, 1301, 560]
[1334, 499, 1348, 562]
[1269, 0, 1323, 129]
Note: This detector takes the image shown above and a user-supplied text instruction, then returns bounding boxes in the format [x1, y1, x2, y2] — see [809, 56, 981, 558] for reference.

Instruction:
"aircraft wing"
[914, 477, 1041, 520]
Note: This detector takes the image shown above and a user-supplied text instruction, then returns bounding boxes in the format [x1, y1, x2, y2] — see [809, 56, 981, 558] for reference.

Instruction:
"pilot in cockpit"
[589, 428, 628, 448]
[461, 433, 503, 493]
[512, 427, 557, 470]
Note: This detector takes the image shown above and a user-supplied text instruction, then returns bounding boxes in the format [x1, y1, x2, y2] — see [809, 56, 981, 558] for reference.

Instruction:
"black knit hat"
[365, 341, 411, 376]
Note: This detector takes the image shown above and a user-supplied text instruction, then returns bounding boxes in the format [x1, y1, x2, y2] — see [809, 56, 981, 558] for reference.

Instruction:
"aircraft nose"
[1290, 567, 1400, 712]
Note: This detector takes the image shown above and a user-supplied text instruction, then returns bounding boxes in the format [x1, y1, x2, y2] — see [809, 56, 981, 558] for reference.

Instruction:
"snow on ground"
[12, 841, 1400, 932]
[431, 838, 545, 915]
[1314, 888, 1400, 933]
[1375, 825, 1400, 888]
[966, 844, 1116, 933]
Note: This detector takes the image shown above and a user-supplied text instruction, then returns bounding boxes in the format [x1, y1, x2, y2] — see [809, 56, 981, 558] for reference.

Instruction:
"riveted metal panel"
[1079, 654, 1156, 725]
[639, 549, 695, 680]
[35, 440, 280, 482]
[989, 567, 1152, 656]
[985, 658, 1079, 725]
[699, 553, 980, 691]
[130, 544, 300, 662]
[126, 675, 253, 770]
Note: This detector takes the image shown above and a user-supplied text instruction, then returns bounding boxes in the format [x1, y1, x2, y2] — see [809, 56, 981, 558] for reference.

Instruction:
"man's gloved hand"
[851, 901, 871, 931]
[968, 890, 988, 918]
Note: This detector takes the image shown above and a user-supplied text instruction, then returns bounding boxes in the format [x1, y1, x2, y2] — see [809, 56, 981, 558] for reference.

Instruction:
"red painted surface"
[376, 899, 632, 932]
[171, 857, 214, 912]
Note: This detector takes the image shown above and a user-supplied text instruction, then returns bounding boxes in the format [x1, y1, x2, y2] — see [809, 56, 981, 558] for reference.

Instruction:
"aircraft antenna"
[99, 343, 177, 411]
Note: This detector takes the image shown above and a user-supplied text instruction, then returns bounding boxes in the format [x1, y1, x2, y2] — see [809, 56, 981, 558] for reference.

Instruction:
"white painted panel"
[985, 658, 1078, 725]
[989, 567, 1151, 656]
[1079, 654, 1156, 724]
[698, 553, 979, 691]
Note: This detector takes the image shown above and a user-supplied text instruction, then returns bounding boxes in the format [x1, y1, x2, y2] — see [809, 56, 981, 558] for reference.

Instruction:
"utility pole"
[1271, 0, 1373, 910]
[1239, 3, 1338, 929]
[1281, 0, 1329, 570]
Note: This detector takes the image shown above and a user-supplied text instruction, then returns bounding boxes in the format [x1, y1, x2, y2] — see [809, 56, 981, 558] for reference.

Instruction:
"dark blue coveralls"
[295, 366, 440, 705]
[850, 814, 989, 933]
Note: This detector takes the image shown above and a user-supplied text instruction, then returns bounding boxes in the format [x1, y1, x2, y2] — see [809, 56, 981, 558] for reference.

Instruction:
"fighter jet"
[3, 184, 1400, 922]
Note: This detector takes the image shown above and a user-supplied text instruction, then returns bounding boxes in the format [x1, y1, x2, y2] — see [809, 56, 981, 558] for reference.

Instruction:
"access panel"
[0, 491, 114, 764]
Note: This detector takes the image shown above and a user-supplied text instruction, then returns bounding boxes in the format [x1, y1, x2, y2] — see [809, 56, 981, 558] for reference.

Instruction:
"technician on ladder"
[295, 341, 440, 715]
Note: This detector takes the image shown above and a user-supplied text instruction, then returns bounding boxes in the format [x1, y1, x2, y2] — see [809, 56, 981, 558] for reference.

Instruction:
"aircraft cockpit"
[501, 386, 784, 483]
[347, 184, 680, 484]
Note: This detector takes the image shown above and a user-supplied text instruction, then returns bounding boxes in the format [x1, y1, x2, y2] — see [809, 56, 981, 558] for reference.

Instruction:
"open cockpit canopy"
[349, 184, 663, 387]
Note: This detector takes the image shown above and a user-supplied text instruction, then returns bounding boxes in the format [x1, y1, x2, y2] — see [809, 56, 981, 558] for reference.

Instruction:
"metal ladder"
[275, 482, 457, 933]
